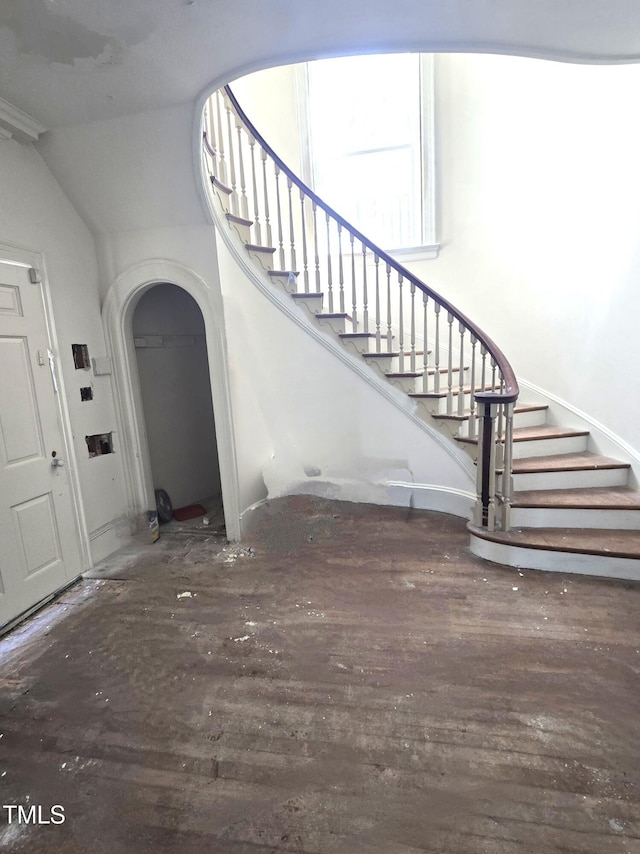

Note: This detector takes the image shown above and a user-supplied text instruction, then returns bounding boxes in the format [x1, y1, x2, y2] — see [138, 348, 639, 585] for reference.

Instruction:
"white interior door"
[0, 260, 83, 630]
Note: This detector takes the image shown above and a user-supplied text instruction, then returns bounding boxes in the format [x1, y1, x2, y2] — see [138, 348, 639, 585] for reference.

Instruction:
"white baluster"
[300, 190, 309, 292]
[204, 100, 216, 175]
[398, 274, 405, 373]
[386, 264, 393, 354]
[326, 213, 334, 312]
[433, 303, 441, 393]
[362, 245, 369, 335]
[248, 136, 261, 245]
[469, 335, 477, 437]
[350, 232, 357, 332]
[215, 90, 227, 185]
[495, 383, 505, 470]
[225, 95, 238, 215]
[458, 323, 465, 416]
[235, 119, 249, 220]
[287, 178, 296, 272]
[374, 254, 381, 352]
[313, 203, 321, 293]
[422, 294, 429, 392]
[274, 165, 285, 269]
[446, 312, 454, 413]
[260, 149, 272, 247]
[410, 281, 416, 373]
[337, 225, 345, 314]
[501, 401, 515, 531]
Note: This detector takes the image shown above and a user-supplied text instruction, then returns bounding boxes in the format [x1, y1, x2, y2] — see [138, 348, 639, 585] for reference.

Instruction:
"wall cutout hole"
[86, 432, 113, 457]
[80, 387, 93, 402]
[72, 343, 90, 369]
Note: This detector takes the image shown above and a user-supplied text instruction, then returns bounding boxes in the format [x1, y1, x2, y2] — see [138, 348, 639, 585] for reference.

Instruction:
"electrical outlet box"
[86, 432, 114, 457]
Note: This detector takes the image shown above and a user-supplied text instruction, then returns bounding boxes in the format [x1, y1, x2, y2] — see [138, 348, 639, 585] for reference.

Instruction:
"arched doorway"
[102, 259, 242, 541]
[132, 283, 223, 530]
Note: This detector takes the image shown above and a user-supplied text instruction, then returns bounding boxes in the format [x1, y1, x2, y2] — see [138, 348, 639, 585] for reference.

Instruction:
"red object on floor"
[172, 504, 207, 521]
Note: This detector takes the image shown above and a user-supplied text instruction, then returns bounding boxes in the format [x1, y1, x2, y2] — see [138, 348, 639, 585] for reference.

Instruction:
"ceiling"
[2, 0, 640, 130]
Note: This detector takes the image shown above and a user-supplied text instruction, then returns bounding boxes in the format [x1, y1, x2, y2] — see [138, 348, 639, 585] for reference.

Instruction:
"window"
[299, 53, 437, 256]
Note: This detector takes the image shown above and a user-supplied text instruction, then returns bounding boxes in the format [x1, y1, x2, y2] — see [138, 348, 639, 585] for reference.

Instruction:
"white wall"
[230, 66, 306, 178]
[0, 139, 129, 562]
[409, 54, 640, 459]
[133, 283, 221, 509]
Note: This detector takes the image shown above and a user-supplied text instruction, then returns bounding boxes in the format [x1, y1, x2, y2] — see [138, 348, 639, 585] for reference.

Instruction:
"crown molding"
[0, 97, 48, 143]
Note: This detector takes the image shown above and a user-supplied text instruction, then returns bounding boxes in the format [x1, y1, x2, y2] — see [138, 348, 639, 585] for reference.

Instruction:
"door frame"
[102, 259, 242, 540]
[0, 240, 91, 572]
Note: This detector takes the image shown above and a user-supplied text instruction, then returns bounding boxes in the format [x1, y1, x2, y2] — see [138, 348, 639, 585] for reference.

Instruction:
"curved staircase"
[203, 84, 640, 581]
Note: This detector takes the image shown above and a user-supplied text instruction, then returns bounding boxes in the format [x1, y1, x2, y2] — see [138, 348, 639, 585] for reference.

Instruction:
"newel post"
[473, 396, 498, 531]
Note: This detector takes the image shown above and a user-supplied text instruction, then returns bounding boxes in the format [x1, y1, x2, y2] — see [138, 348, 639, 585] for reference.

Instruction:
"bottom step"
[468, 523, 640, 581]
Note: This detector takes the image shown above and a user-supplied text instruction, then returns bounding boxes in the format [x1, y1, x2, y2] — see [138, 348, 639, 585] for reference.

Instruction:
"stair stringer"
[207, 189, 478, 515]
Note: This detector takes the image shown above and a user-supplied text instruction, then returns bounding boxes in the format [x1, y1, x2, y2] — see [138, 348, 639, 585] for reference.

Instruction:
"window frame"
[294, 53, 439, 260]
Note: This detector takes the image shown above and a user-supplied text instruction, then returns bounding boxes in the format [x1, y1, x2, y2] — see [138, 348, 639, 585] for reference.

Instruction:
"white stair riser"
[316, 316, 348, 335]
[510, 506, 640, 530]
[268, 274, 297, 295]
[341, 337, 375, 355]
[292, 296, 324, 317]
[413, 394, 475, 419]
[212, 185, 233, 214]
[363, 356, 395, 378]
[512, 466, 629, 491]
[512, 434, 588, 459]
[469, 535, 640, 581]
[513, 408, 548, 429]
[247, 249, 275, 272]
[227, 219, 252, 244]
[386, 375, 420, 394]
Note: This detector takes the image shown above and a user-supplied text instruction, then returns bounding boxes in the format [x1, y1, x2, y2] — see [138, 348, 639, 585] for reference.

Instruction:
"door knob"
[51, 451, 64, 468]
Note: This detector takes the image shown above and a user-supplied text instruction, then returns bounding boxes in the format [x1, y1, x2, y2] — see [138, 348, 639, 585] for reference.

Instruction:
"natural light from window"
[303, 53, 430, 252]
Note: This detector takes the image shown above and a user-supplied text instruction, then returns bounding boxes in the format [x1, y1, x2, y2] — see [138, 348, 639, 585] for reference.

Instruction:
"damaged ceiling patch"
[1, 0, 115, 64]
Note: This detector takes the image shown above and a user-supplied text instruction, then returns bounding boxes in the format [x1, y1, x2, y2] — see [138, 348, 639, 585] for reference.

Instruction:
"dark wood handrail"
[223, 84, 519, 404]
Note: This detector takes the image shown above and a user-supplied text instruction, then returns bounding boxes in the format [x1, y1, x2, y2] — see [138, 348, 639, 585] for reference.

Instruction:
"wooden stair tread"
[469, 523, 640, 560]
[246, 244, 276, 254]
[363, 350, 428, 358]
[409, 386, 495, 401]
[512, 452, 630, 474]
[269, 270, 299, 277]
[512, 425, 588, 440]
[291, 292, 323, 299]
[340, 332, 379, 339]
[317, 312, 352, 320]
[226, 212, 253, 226]
[457, 424, 589, 446]
[211, 175, 232, 195]
[513, 486, 640, 510]
[435, 404, 548, 422]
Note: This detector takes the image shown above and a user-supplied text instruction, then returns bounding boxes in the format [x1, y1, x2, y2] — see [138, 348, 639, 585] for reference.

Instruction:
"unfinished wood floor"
[1, 496, 639, 853]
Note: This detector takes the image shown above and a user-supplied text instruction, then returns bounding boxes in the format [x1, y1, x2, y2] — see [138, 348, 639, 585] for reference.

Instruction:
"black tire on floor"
[155, 489, 173, 524]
